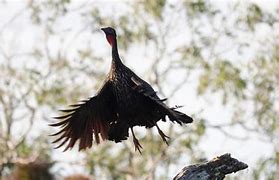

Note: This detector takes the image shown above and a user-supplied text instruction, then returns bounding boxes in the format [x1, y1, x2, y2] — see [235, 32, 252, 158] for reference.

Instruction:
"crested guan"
[50, 27, 193, 153]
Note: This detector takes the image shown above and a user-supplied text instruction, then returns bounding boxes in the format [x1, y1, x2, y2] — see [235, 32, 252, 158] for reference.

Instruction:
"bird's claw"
[156, 125, 170, 145]
[133, 137, 143, 154]
[131, 127, 143, 154]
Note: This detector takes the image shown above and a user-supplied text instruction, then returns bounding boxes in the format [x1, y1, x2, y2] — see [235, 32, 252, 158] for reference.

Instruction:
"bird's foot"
[131, 127, 143, 154]
[156, 124, 170, 145]
[133, 137, 143, 154]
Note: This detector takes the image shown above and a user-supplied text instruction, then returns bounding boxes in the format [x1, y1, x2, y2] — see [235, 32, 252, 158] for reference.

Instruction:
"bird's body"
[109, 63, 159, 127]
[50, 27, 193, 152]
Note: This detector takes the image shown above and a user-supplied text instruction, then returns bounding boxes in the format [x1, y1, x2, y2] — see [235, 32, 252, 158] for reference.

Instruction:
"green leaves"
[250, 55, 279, 134]
[247, 4, 263, 30]
[142, 0, 166, 20]
[198, 60, 246, 104]
[185, 0, 208, 16]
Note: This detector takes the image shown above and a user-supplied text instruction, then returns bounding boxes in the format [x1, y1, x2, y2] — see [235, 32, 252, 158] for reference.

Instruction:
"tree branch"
[173, 153, 248, 180]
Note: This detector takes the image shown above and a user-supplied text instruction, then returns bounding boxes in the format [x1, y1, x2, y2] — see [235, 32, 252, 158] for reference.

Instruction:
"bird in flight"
[50, 27, 193, 153]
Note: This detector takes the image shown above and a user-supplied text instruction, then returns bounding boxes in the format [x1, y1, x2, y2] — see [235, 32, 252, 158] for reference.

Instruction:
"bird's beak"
[101, 28, 106, 33]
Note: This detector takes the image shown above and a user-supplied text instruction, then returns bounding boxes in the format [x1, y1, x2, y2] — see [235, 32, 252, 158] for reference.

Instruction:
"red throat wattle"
[106, 35, 114, 46]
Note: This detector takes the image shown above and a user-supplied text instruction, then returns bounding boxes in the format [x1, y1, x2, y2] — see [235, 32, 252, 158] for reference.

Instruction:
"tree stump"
[173, 153, 248, 180]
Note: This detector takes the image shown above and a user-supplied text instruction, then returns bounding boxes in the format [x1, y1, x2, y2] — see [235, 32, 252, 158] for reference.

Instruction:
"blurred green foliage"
[198, 60, 247, 104]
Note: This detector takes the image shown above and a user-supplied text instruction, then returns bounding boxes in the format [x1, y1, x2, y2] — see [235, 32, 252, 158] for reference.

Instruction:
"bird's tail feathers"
[167, 109, 193, 125]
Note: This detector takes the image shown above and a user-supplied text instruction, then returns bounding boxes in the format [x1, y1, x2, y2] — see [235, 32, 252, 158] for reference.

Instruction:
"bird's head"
[101, 27, 117, 46]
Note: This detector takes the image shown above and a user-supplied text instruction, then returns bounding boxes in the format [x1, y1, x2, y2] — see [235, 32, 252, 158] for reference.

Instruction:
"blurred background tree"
[0, 0, 278, 179]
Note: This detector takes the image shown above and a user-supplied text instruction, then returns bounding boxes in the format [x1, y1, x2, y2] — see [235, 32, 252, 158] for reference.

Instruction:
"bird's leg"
[130, 127, 142, 154]
[155, 124, 170, 145]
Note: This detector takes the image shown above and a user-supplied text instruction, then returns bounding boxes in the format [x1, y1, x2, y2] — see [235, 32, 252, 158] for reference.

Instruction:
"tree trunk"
[173, 153, 248, 180]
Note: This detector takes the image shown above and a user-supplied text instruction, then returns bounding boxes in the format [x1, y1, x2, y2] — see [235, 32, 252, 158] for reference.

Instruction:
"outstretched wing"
[131, 76, 193, 125]
[49, 81, 116, 151]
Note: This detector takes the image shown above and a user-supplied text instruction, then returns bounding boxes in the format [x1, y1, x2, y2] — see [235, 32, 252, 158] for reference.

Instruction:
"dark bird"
[50, 27, 193, 153]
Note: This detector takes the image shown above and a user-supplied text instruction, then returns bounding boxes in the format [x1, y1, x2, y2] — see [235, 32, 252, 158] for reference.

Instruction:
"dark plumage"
[50, 27, 193, 153]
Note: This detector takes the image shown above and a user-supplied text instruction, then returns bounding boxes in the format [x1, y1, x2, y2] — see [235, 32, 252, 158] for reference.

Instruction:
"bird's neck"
[110, 36, 122, 68]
